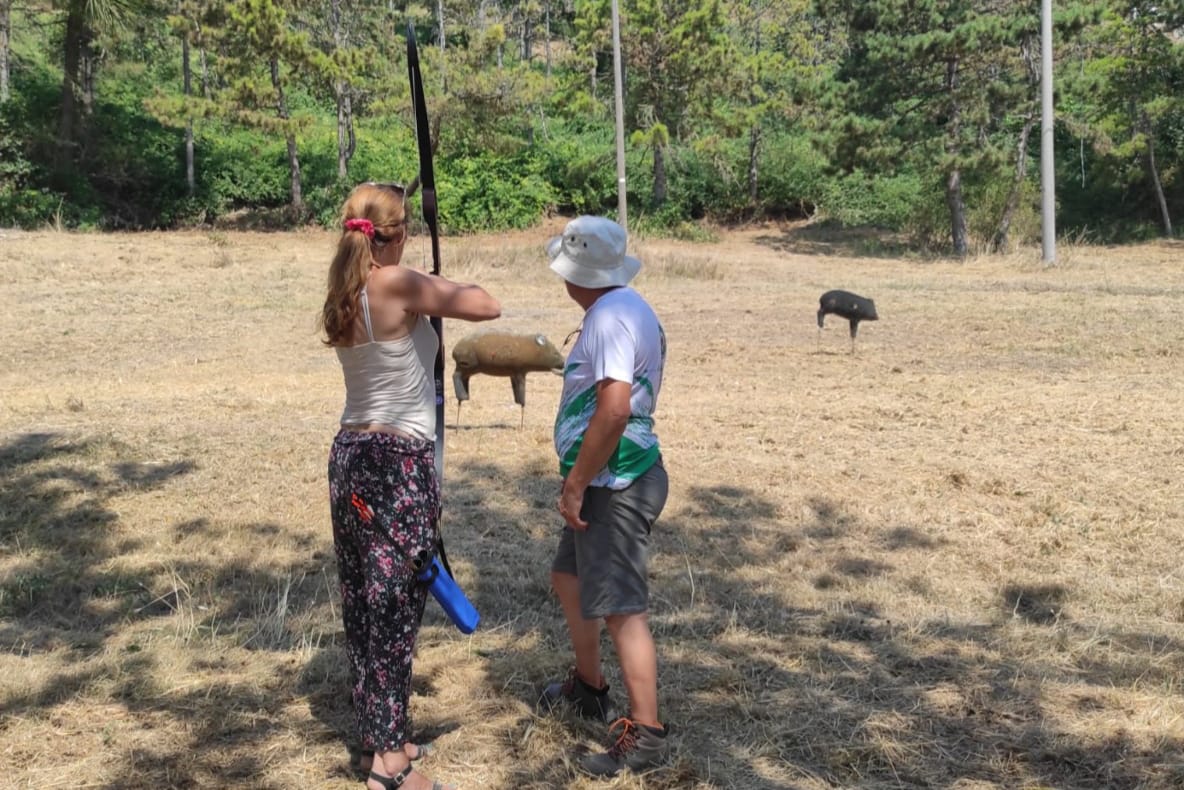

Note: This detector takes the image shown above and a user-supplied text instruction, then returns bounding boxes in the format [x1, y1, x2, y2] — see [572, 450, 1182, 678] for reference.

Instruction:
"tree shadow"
[301, 637, 462, 773]
[434, 458, 1184, 788]
[0, 432, 200, 650]
[752, 222, 928, 261]
[1003, 583, 1069, 625]
[12, 429, 1178, 788]
[2, 430, 391, 786]
[802, 495, 858, 540]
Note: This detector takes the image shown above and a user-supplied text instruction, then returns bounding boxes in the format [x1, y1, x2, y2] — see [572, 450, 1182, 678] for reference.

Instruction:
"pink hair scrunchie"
[344, 218, 375, 239]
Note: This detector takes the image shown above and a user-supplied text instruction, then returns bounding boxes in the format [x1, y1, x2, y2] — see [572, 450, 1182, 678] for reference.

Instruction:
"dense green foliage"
[1, 0, 1181, 250]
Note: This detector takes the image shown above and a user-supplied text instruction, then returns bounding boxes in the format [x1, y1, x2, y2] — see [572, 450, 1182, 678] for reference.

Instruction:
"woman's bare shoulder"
[371, 263, 425, 295]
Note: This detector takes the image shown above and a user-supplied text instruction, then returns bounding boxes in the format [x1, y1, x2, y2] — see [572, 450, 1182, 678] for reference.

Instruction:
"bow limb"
[407, 22, 446, 480]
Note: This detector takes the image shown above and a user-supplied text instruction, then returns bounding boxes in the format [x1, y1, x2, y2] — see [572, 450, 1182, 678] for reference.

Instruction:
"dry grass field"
[1, 222, 1182, 790]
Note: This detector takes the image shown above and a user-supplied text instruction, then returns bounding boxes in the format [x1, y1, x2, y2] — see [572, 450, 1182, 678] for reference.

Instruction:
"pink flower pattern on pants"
[328, 429, 440, 751]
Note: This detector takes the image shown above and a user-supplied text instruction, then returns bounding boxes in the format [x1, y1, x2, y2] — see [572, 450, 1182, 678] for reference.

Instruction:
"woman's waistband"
[335, 424, 434, 453]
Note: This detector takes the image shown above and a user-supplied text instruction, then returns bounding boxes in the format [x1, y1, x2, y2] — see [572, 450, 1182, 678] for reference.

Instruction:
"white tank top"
[336, 289, 438, 440]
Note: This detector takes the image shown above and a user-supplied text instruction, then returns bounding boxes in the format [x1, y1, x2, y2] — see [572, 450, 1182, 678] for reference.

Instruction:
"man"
[539, 215, 671, 777]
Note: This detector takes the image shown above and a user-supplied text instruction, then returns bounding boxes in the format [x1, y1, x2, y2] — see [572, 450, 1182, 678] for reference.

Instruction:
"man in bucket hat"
[538, 215, 672, 777]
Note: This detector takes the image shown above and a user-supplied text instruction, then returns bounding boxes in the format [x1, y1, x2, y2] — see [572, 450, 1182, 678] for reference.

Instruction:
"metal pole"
[1040, 0, 1056, 263]
[610, 0, 628, 231]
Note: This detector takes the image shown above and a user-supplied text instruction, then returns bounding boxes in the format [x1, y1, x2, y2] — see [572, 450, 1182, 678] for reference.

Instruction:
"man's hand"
[558, 478, 589, 530]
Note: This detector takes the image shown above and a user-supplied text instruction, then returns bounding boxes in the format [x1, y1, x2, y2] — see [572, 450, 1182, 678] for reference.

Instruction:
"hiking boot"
[539, 668, 616, 722]
[579, 717, 671, 777]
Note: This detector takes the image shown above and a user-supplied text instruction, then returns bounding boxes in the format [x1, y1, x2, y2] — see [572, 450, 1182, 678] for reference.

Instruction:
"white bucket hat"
[547, 215, 642, 289]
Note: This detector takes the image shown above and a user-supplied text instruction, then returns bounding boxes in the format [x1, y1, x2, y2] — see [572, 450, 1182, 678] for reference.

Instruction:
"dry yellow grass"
[1, 223, 1182, 790]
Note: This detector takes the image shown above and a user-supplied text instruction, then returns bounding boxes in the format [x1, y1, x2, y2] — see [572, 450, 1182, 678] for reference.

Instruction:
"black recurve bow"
[406, 23, 446, 484]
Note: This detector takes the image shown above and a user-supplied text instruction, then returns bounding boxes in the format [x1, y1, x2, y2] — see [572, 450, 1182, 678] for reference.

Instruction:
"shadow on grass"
[7, 431, 1180, 788]
[0, 432, 197, 649]
[437, 458, 1184, 789]
[0, 430, 349, 785]
[752, 222, 929, 261]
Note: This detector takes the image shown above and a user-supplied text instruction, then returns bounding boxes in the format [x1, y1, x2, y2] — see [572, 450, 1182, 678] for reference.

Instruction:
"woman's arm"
[383, 266, 501, 322]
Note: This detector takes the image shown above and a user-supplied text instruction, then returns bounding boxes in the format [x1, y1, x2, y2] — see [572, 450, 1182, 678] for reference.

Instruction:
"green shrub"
[0, 186, 66, 228]
[0, 67, 53, 227]
[537, 124, 620, 215]
[964, 174, 1040, 250]
[819, 169, 927, 230]
[631, 206, 718, 241]
[197, 125, 291, 212]
[661, 143, 734, 220]
[436, 151, 555, 232]
[85, 79, 191, 227]
[759, 132, 830, 216]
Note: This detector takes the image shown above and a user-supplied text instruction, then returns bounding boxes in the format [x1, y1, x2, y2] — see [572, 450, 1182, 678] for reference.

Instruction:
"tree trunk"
[285, 135, 302, 211]
[336, 85, 354, 181]
[544, 0, 551, 79]
[946, 167, 968, 256]
[271, 58, 302, 211]
[1, 0, 11, 103]
[182, 35, 195, 196]
[81, 37, 97, 119]
[944, 57, 969, 257]
[1143, 114, 1172, 237]
[747, 124, 760, 208]
[57, 5, 86, 168]
[992, 116, 1034, 253]
[521, 10, 532, 62]
[746, 0, 761, 209]
[437, 0, 445, 51]
[331, 0, 354, 181]
[653, 145, 667, 206]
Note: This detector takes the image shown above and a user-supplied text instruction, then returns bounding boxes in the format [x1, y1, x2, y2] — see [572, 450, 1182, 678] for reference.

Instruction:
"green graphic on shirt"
[636, 374, 654, 402]
[558, 383, 597, 423]
[558, 426, 660, 479]
[552, 289, 663, 490]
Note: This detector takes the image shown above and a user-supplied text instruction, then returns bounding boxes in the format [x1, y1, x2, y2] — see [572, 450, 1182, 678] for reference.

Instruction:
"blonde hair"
[320, 184, 407, 345]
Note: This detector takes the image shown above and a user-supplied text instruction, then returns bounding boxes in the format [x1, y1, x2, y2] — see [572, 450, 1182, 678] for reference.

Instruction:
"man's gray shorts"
[551, 459, 668, 619]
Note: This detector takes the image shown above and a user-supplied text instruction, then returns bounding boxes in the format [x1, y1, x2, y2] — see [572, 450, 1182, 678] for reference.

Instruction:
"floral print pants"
[328, 429, 440, 751]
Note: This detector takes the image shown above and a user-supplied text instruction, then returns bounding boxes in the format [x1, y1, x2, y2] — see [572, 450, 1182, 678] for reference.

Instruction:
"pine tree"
[723, 0, 828, 211]
[1072, 0, 1183, 236]
[212, 0, 327, 212]
[622, 0, 730, 206]
[53, 0, 136, 176]
[818, 0, 1041, 256]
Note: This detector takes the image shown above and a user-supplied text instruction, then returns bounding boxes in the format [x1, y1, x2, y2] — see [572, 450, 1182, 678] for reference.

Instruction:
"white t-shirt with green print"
[554, 287, 665, 490]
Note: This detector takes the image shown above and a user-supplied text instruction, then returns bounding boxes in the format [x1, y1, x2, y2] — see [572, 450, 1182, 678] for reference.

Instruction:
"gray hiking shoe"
[579, 717, 671, 777]
[539, 668, 616, 722]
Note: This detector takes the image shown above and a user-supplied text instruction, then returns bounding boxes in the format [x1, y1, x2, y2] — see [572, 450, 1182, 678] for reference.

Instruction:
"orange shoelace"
[606, 717, 639, 758]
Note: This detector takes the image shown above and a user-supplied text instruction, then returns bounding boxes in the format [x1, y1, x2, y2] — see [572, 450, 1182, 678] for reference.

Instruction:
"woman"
[321, 182, 501, 790]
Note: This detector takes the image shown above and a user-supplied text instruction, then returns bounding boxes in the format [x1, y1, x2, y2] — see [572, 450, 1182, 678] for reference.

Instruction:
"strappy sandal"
[368, 763, 455, 790]
[353, 744, 433, 775]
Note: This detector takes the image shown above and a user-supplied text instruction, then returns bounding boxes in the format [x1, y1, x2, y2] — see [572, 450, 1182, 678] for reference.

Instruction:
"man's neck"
[570, 283, 622, 311]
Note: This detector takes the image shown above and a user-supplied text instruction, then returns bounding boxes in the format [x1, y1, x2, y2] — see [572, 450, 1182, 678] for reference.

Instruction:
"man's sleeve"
[583, 310, 635, 384]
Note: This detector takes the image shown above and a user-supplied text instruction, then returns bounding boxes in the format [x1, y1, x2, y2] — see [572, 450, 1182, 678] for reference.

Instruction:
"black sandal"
[353, 743, 433, 774]
[368, 765, 413, 789]
[368, 764, 453, 790]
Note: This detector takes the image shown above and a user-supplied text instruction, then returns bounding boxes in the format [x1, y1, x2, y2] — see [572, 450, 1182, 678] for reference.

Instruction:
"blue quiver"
[417, 555, 480, 634]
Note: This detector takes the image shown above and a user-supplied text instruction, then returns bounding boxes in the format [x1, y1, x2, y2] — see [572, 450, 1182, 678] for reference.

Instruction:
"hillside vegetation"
[1, 0, 1182, 251]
